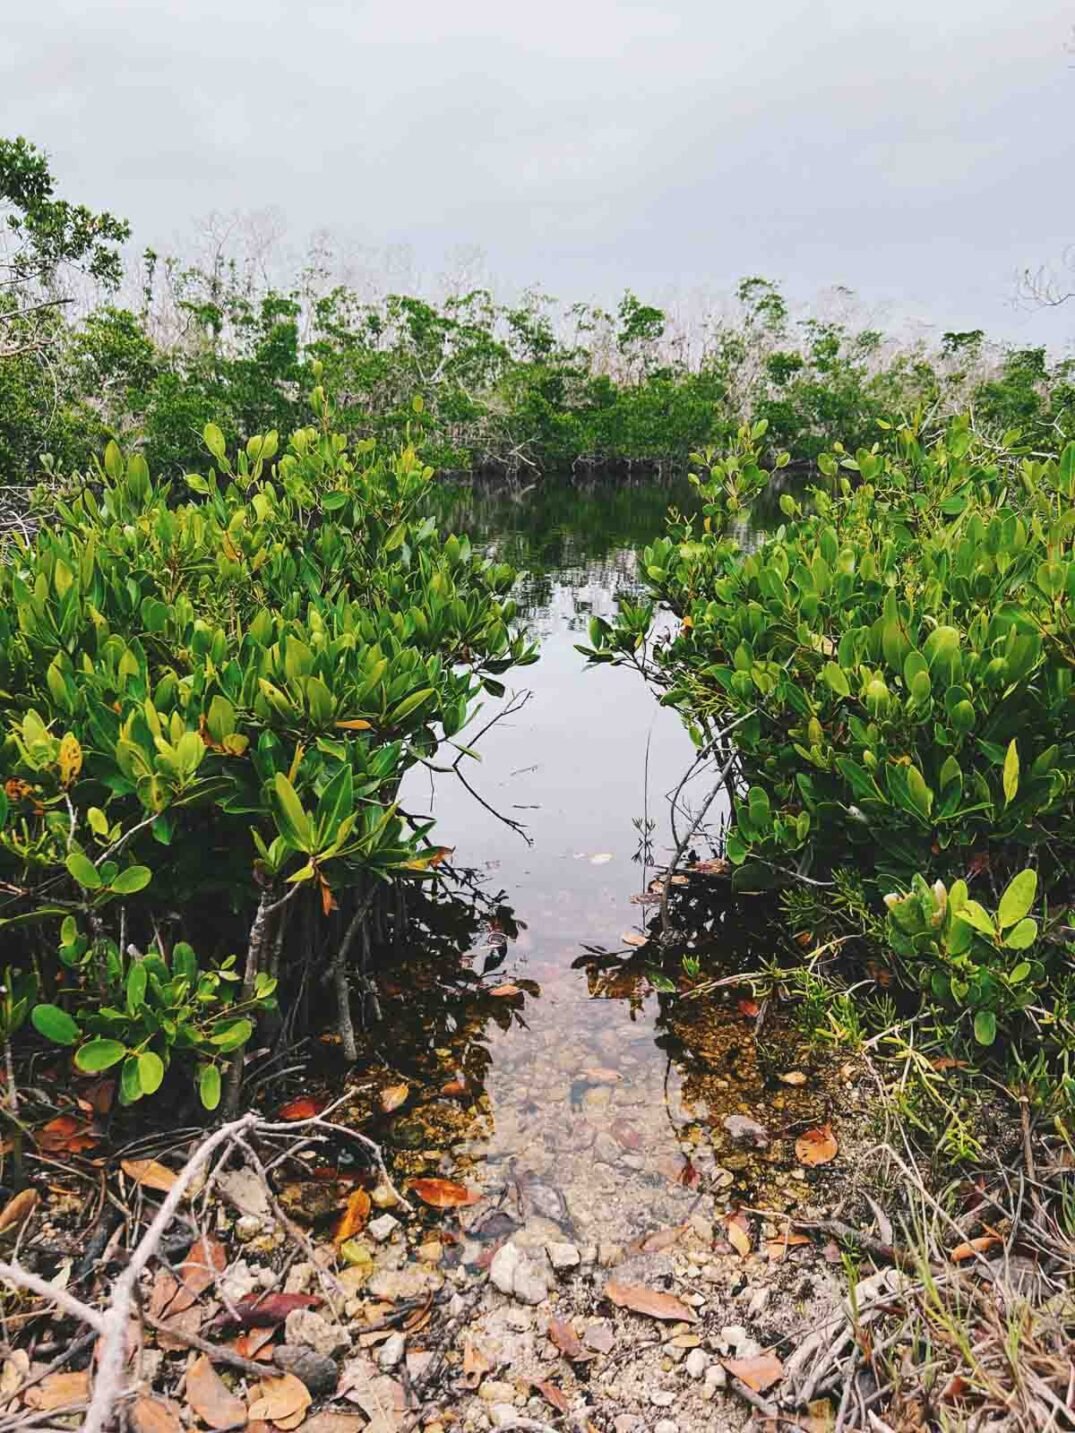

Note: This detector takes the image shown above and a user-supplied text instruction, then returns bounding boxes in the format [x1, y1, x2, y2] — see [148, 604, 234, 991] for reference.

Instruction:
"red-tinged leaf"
[547, 1318, 591, 1361]
[736, 997, 760, 1018]
[185, 1354, 247, 1429]
[795, 1124, 838, 1167]
[36, 1113, 99, 1154]
[277, 1095, 327, 1121]
[234, 1327, 276, 1361]
[722, 1352, 784, 1393]
[440, 1076, 468, 1097]
[488, 983, 521, 998]
[334, 1188, 372, 1244]
[604, 1280, 697, 1323]
[220, 1292, 321, 1328]
[178, 1235, 227, 1298]
[637, 1225, 686, 1254]
[533, 1381, 571, 1414]
[409, 1178, 482, 1209]
[610, 1118, 642, 1151]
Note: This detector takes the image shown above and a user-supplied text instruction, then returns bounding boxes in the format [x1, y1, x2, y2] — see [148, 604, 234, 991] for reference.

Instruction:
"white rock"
[284, 1308, 349, 1358]
[377, 1332, 405, 1370]
[220, 1260, 258, 1303]
[685, 1348, 709, 1379]
[218, 1168, 270, 1218]
[650, 1389, 676, 1407]
[489, 1242, 549, 1305]
[546, 1241, 581, 1272]
[489, 1406, 519, 1429]
[284, 1262, 316, 1294]
[235, 1215, 264, 1243]
[746, 1286, 770, 1317]
[704, 1363, 728, 1391]
[368, 1213, 400, 1243]
[655, 1421, 679, 1433]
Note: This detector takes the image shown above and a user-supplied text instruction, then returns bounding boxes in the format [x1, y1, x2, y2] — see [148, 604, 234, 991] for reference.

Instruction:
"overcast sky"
[7, 0, 1075, 344]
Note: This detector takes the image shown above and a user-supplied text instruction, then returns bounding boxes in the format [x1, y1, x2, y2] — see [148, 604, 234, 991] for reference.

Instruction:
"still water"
[381, 475, 824, 1239]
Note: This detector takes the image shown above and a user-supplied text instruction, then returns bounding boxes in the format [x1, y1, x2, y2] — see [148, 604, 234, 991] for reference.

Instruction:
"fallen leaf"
[301, 1416, 365, 1433]
[130, 1395, 184, 1433]
[610, 1118, 642, 1151]
[440, 1076, 468, 1097]
[378, 1084, 410, 1114]
[0, 1187, 38, 1233]
[547, 1318, 590, 1361]
[277, 1095, 327, 1121]
[583, 1322, 614, 1354]
[621, 931, 648, 948]
[533, 1381, 570, 1414]
[950, 1234, 1002, 1262]
[722, 1351, 784, 1392]
[248, 1372, 310, 1426]
[778, 1071, 808, 1086]
[178, 1235, 227, 1299]
[335, 1188, 372, 1244]
[185, 1354, 247, 1429]
[931, 1056, 968, 1072]
[638, 1225, 686, 1254]
[234, 1328, 276, 1361]
[690, 858, 730, 876]
[220, 1292, 321, 1328]
[409, 1178, 482, 1209]
[35, 1113, 98, 1154]
[120, 1158, 177, 1193]
[668, 1332, 701, 1349]
[795, 1125, 838, 1167]
[736, 997, 760, 1018]
[487, 983, 521, 998]
[604, 1280, 697, 1323]
[154, 1303, 204, 1351]
[78, 1077, 116, 1115]
[724, 1210, 752, 1258]
[765, 1233, 812, 1261]
[461, 1340, 492, 1389]
[24, 1370, 90, 1411]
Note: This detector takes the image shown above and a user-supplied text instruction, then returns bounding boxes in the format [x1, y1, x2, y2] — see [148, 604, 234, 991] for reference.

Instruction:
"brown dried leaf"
[120, 1158, 177, 1193]
[248, 1372, 310, 1425]
[185, 1354, 247, 1429]
[547, 1318, 590, 1361]
[35, 1113, 99, 1154]
[408, 1178, 482, 1209]
[24, 1370, 90, 1411]
[178, 1235, 227, 1298]
[794, 1125, 838, 1167]
[724, 1211, 752, 1258]
[765, 1233, 812, 1261]
[604, 1280, 697, 1323]
[487, 984, 521, 998]
[0, 1187, 38, 1232]
[461, 1340, 492, 1389]
[233, 1328, 276, 1362]
[130, 1395, 184, 1433]
[334, 1188, 372, 1244]
[722, 1351, 784, 1392]
[533, 1381, 570, 1414]
[638, 1224, 686, 1254]
[378, 1084, 410, 1115]
[778, 1070, 808, 1086]
[301, 1416, 365, 1433]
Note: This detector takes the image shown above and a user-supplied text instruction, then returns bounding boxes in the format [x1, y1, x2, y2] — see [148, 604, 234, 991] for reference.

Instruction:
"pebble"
[234, 1214, 264, 1243]
[489, 1406, 518, 1429]
[655, 1421, 679, 1433]
[378, 1332, 406, 1370]
[368, 1213, 401, 1242]
[650, 1389, 676, 1408]
[685, 1348, 709, 1379]
[747, 1286, 771, 1317]
[285, 1308, 350, 1359]
[593, 1132, 621, 1164]
[272, 1344, 339, 1396]
[479, 1381, 517, 1404]
[284, 1262, 316, 1294]
[546, 1241, 581, 1272]
[703, 1363, 728, 1398]
[489, 1241, 549, 1305]
[613, 1418, 641, 1433]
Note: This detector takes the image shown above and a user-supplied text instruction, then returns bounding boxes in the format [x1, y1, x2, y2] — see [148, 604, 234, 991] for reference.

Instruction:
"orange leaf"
[736, 997, 760, 1018]
[379, 1083, 410, 1114]
[184, 1355, 247, 1430]
[440, 1076, 468, 1097]
[795, 1124, 838, 1167]
[604, 1280, 697, 1323]
[488, 983, 521, 998]
[765, 1232, 812, 1261]
[547, 1318, 590, 1361]
[778, 1070, 808, 1086]
[335, 719, 373, 730]
[723, 1352, 784, 1392]
[36, 1113, 99, 1153]
[409, 1178, 482, 1209]
[121, 1158, 177, 1193]
[0, 1188, 38, 1233]
[724, 1211, 752, 1258]
[277, 1095, 327, 1121]
[334, 1188, 372, 1244]
[179, 1235, 227, 1298]
[950, 1234, 1001, 1262]
[533, 1381, 571, 1414]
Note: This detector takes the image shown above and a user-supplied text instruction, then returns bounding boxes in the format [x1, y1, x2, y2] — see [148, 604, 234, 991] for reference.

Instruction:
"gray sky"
[7, 0, 1075, 345]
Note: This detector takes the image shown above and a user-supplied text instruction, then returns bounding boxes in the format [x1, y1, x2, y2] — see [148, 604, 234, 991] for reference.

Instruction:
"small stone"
[613, 1418, 641, 1433]
[746, 1286, 770, 1317]
[367, 1266, 441, 1302]
[663, 1344, 687, 1365]
[489, 1242, 549, 1305]
[220, 1260, 258, 1303]
[479, 1381, 517, 1404]
[234, 1214, 264, 1243]
[596, 1242, 624, 1268]
[650, 1389, 676, 1408]
[505, 1308, 533, 1332]
[689, 1214, 714, 1245]
[703, 1363, 728, 1398]
[255, 1265, 278, 1289]
[685, 1349, 709, 1379]
[655, 1421, 679, 1433]
[489, 1406, 519, 1429]
[285, 1309, 350, 1359]
[370, 1182, 400, 1208]
[378, 1333, 405, 1370]
[273, 1344, 339, 1396]
[584, 1321, 615, 1354]
[546, 1242, 581, 1273]
[593, 1132, 621, 1164]
[368, 1213, 400, 1243]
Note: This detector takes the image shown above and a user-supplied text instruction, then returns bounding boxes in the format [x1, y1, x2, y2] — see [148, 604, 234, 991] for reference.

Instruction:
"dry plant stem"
[332, 885, 380, 1062]
[140, 1308, 268, 1378]
[659, 736, 744, 937]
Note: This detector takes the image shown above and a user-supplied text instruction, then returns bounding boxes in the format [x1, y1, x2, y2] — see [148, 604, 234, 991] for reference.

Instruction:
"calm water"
[385, 475, 823, 1239]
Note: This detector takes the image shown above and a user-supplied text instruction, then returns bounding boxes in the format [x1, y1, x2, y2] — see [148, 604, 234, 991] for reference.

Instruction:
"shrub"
[0, 388, 536, 1109]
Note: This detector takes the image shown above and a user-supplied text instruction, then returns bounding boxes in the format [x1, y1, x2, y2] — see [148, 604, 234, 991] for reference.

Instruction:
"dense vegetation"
[583, 420, 1075, 1076]
[3, 139, 1074, 500]
[0, 394, 533, 1113]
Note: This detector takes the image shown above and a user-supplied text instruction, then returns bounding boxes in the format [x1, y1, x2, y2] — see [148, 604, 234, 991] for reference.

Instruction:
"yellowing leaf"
[335, 719, 373, 731]
[121, 1158, 177, 1193]
[58, 734, 82, 787]
[0, 1187, 38, 1232]
[248, 1371, 311, 1425]
[334, 1188, 372, 1244]
[409, 1178, 482, 1209]
[379, 1083, 410, 1114]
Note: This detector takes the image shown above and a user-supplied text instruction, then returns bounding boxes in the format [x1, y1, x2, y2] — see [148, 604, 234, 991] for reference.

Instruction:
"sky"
[6, 0, 1075, 346]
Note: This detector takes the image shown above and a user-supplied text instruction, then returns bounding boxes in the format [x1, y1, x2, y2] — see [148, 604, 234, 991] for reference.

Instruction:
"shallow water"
[380, 475, 826, 1239]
